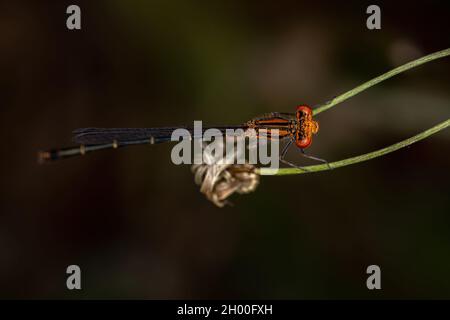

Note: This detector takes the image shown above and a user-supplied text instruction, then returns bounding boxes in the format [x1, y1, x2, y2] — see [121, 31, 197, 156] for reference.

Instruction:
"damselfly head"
[295, 104, 319, 149]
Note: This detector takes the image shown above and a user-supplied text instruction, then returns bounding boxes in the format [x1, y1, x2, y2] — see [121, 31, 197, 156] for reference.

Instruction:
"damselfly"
[38, 105, 328, 169]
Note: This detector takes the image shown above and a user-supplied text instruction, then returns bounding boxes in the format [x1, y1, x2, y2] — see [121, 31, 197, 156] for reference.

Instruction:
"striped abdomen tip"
[37, 150, 57, 164]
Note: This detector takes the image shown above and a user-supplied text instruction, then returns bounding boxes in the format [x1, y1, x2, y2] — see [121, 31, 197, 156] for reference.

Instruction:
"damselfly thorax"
[246, 105, 319, 148]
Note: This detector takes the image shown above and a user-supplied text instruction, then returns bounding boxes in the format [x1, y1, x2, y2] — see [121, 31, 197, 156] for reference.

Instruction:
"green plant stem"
[258, 48, 450, 176]
[313, 48, 450, 115]
[258, 119, 450, 176]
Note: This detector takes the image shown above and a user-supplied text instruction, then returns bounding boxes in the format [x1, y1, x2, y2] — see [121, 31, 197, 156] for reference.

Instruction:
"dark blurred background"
[0, 0, 449, 299]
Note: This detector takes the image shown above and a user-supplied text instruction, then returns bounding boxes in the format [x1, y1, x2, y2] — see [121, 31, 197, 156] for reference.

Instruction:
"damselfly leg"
[299, 148, 332, 170]
[279, 139, 310, 172]
[279, 138, 331, 171]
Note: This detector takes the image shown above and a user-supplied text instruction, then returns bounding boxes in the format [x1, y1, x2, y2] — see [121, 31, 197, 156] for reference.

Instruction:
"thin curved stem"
[314, 48, 450, 115]
[258, 119, 449, 176]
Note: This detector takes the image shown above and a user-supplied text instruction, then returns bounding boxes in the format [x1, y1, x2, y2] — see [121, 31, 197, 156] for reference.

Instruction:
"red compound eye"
[296, 136, 312, 149]
[296, 105, 312, 117]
